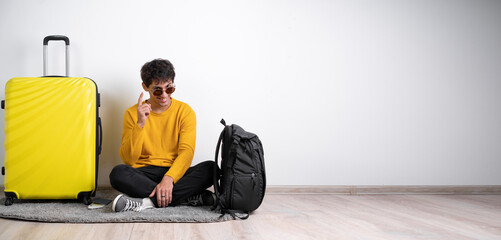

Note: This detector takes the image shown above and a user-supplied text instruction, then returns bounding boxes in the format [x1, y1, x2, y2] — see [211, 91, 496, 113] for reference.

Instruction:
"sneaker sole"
[112, 194, 124, 212]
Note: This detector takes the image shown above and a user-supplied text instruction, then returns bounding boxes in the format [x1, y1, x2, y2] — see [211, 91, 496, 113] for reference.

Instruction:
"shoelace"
[185, 194, 202, 206]
[123, 198, 143, 212]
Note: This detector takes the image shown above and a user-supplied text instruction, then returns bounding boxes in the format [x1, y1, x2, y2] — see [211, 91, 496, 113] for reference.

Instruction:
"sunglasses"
[151, 84, 176, 96]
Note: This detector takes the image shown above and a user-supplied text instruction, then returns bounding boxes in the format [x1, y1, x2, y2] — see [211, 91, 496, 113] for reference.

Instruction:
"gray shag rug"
[0, 189, 234, 223]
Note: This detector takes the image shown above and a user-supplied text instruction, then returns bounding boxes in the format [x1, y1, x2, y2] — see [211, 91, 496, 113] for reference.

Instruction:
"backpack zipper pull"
[251, 173, 256, 189]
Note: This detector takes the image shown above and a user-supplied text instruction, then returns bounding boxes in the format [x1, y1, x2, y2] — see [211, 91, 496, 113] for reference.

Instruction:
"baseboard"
[3, 185, 501, 195]
[265, 185, 501, 195]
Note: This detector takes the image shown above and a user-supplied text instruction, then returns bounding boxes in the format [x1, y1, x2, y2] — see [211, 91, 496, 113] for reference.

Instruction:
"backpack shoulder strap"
[213, 119, 227, 201]
[213, 118, 230, 211]
[219, 209, 250, 220]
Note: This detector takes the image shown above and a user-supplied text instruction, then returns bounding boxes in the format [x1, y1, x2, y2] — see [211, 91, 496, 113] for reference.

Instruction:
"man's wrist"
[163, 175, 174, 183]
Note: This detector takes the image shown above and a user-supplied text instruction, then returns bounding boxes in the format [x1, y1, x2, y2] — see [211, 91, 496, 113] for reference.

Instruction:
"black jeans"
[109, 161, 216, 207]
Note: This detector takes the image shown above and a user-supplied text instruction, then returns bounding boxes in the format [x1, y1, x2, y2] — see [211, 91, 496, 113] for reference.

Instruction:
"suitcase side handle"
[97, 117, 103, 155]
[43, 35, 70, 77]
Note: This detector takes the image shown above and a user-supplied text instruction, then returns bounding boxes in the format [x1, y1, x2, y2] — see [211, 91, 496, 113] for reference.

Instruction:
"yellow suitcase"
[2, 36, 102, 205]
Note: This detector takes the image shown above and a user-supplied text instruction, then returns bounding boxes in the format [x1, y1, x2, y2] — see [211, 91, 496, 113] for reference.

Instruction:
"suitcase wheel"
[4, 197, 13, 206]
[4, 197, 14, 206]
[83, 196, 92, 205]
[78, 192, 93, 205]
[4, 192, 16, 206]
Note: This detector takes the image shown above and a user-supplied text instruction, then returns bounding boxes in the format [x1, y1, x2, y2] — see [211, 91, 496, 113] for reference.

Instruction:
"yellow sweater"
[119, 98, 196, 183]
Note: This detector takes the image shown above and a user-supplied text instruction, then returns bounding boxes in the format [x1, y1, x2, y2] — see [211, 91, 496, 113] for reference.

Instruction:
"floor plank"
[1, 194, 500, 240]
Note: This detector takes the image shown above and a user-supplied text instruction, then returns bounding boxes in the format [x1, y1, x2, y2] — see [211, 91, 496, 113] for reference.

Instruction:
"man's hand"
[137, 92, 151, 128]
[149, 175, 174, 208]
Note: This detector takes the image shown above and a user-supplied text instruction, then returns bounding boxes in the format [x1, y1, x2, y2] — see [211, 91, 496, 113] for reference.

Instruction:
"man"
[109, 58, 216, 212]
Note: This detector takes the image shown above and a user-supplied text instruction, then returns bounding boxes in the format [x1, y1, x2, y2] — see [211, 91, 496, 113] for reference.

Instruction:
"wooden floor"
[1, 193, 500, 240]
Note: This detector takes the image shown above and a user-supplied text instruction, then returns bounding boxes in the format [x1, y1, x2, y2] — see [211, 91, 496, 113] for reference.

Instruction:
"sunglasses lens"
[153, 90, 163, 96]
[152, 85, 175, 96]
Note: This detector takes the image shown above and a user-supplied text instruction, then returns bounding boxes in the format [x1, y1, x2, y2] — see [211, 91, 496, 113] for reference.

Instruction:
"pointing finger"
[138, 92, 144, 106]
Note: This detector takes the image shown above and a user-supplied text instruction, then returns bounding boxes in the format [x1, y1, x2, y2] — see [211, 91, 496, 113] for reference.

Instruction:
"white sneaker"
[112, 194, 146, 212]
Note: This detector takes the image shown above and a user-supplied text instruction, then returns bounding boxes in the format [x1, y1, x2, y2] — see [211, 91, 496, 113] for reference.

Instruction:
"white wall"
[1, 0, 500, 186]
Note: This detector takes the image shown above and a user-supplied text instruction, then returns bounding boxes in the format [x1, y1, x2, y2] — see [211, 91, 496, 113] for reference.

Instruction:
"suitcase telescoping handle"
[43, 35, 70, 77]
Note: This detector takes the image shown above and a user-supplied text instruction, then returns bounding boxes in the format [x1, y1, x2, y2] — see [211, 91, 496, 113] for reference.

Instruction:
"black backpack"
[213, 119, 266, 219]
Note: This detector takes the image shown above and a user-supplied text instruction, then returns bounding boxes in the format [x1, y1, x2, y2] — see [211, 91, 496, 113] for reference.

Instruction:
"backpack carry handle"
[43, 35, 70, 77]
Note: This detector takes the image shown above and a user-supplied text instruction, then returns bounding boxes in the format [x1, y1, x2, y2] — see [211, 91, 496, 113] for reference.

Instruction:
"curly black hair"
[140, 58, 176, 87]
